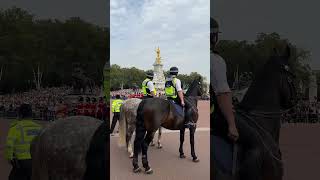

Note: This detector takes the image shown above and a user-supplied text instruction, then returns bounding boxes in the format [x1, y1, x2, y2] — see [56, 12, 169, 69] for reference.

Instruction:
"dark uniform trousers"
[110, 112, 120, 133]
[9, 159, 32, 180]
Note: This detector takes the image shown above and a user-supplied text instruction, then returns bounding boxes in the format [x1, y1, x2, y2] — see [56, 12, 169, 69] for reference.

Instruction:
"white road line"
[110, 127, 210, 138]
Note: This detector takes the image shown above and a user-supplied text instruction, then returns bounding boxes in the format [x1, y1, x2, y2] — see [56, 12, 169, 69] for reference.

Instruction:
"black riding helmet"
[19, 103, 33, 119]
[169, 67, 179, 75]
[146, 71, 154, 79]
[210, 18, 221, 34]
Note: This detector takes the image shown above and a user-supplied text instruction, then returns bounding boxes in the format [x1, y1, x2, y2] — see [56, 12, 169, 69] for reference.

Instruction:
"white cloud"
[111, 0, 210, 81]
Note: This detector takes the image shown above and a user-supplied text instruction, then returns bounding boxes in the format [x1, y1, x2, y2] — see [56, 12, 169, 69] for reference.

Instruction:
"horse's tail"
[118, 105, 126, 147]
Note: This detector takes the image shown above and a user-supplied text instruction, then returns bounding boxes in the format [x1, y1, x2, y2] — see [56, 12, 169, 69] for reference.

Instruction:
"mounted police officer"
[211, 17, 239, 143]
[211, 18, 265, 180]
[5, 104, 42, 180]
[165, 66, 193, 127]
[141, 71, 156, 98]
[110, 94, 123, 135]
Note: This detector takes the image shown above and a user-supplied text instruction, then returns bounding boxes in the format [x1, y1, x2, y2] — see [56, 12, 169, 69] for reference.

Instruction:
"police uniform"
[110, 97, 123, 134]
[211, 51, 232, 141]
[142, 78, 156, 98]
[165, 76, 183, 104]
[5, 119, 42, 180]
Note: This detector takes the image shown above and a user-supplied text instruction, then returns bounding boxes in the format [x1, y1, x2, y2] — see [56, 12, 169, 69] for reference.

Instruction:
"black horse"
[212, 45, 297, 180]
[133, 77, 203, 174]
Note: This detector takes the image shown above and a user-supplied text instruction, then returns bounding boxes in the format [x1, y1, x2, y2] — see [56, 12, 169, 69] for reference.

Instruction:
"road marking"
[111, 127, 210, 138]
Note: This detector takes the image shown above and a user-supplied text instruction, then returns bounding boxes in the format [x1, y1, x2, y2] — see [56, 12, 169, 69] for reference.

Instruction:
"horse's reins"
[184, 97, 199, 116]
[237, 109, 283, 163]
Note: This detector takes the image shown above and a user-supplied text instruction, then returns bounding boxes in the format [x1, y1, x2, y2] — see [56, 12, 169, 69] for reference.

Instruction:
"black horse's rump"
[83, 121, 108, 180]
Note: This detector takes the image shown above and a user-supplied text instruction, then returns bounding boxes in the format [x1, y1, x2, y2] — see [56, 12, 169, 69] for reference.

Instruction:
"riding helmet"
[211, 18, 221, 34]
[146, 71, 154, 78]
[169, 67, 179, 75]
[19, 103, 33, 119]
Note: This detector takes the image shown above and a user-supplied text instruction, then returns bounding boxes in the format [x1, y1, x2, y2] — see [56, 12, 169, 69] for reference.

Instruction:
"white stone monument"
[153, 47, 166, 94]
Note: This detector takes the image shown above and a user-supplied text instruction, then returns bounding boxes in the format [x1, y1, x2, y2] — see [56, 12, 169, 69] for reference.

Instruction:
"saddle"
[168, 100, 184, 117]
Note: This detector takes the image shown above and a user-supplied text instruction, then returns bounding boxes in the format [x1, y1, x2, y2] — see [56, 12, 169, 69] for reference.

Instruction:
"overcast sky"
[212, 0, 320, 70]
[0, 0, 109, 26]
[111, 0, 210, 81]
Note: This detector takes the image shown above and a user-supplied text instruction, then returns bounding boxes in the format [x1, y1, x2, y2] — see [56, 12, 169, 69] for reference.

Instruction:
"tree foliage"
[0, 7, 109, 94]
[110, 64, 208, 92]
[215, 32, 311, 88]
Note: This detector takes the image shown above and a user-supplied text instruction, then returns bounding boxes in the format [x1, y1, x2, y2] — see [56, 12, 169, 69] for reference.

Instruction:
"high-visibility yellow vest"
[142, 78, 153, 96]
[112, 99, 123, 112]
[165, 77, 177, 99]
[5, 119, 42, 160]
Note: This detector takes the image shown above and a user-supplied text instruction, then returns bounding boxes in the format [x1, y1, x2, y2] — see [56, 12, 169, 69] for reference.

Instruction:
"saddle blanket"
[170, 101, 184, 117]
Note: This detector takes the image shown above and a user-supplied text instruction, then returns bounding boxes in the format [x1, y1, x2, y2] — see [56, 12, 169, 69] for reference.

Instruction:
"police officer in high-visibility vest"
[110, 94, 123, 135]
[141, 71, 156, 98]
[165, 66, 193, 127]
[5, 104, 42, 180]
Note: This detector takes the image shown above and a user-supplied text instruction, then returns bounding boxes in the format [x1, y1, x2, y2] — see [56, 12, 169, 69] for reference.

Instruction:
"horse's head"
[276, 45, 297, 109]
[185, 76, 203, 97]
[240, 44, 297, 111]
[264, 45, 297, 109]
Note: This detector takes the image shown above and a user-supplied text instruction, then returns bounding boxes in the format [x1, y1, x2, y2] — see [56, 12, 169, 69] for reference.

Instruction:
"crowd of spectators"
[0, 86, 108, 121]
[282, 99, 320, 123]
[110, 89, 142, 99]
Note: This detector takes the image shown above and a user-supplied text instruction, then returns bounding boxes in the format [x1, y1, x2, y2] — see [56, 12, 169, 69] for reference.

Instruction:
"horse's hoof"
[133, 167, 141, 173]
[180, 154, 186, 159]
[150, 143, 155, 146]
[157, 145, 162, 149]
[145, 168, 153, 174]
[193, 158, 200, 162]
[129, 154, 134, 158]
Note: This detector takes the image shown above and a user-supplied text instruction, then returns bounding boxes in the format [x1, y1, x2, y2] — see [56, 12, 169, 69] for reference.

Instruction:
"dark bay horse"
[118, 98, 163, 158]
[132, 77, 203, 174]
[212, 46, 297, 180]
[31, 116, 108, 180]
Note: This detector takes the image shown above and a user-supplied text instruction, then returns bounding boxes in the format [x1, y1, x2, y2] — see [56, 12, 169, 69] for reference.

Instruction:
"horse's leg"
[179, 128, 186, 158]
[132, 123, 145, 173]
[157, 127, 162, 149]
[126, 115, 136, 158]
[150, 137, 155, 147]
[190, 126, 199, 162]
[141, 130, 155, 174]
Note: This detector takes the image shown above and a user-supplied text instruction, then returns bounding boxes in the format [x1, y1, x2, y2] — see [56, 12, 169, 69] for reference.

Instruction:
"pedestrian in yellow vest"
[110, 94, 124, 135]
[5, 104, 42, 180]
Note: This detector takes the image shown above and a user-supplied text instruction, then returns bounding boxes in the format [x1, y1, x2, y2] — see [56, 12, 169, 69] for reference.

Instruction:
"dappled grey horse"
[31, 116, 107, 180]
